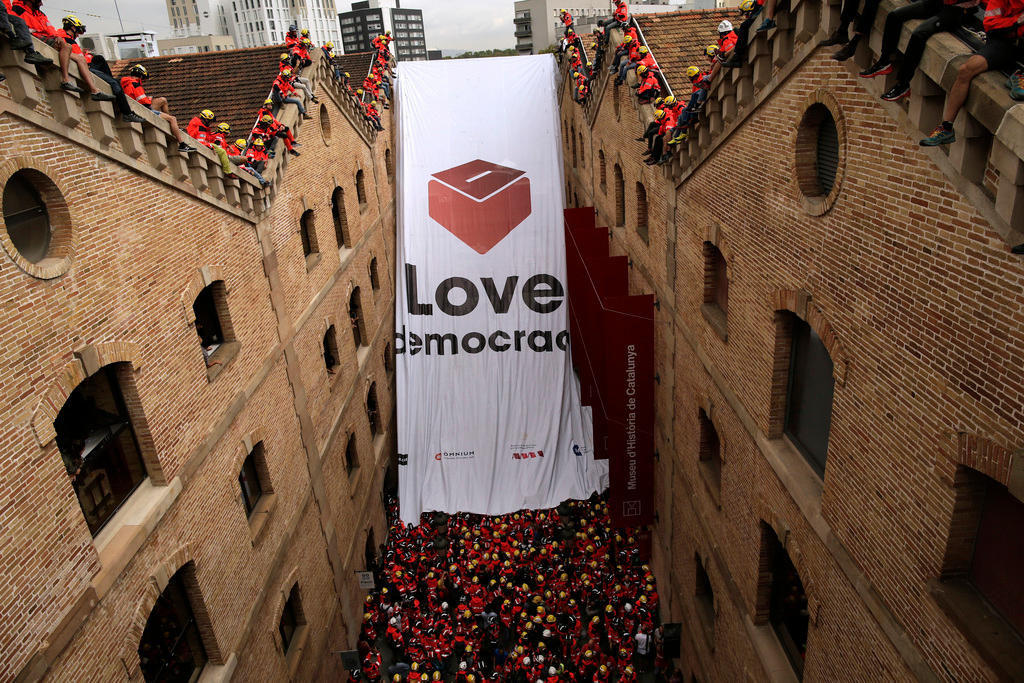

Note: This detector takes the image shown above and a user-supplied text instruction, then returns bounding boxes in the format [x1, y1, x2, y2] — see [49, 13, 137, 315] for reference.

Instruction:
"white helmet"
[718, 19, 733, 32]
[460, 662, 467, 670]
[523, 657, 531, 666]
[549, 668, 557, 676]
[543, 629, 552, 637]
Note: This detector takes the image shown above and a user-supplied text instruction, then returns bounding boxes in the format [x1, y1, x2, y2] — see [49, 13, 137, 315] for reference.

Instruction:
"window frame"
[783, 317, 834, 478]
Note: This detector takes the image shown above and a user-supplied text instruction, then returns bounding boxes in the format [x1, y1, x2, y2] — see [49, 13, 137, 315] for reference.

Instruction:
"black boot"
[819, 24, 849, 47]
[832, 34, 860, 61]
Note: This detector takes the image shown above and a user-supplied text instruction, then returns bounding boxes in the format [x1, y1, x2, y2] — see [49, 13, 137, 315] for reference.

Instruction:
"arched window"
[757, 522, 809, 677]
[635, 182, 648, 243]
[323, 325, 340, 375]
[613, 165, 624, 227]
[238, 441, 272, 518]
[355, 169, 366, 205]
[571, 130, 578, 168]
[345, 432, 358, 474]
[349, 287, 366, 348]
[578, 131, 585, 166]
[369, 257, 380, 291]
[383, 342, 392, 375]
[694, 552, 715, 642]
[698, 408, 722, 500]
[331, 186, 350, 249]
[138, 564, 215, 681]
[299, 209, 318, 259]
[278, 584, 307, 656]
[192, 281, 235, 367]
[54, 363, 149, 535]
[599, 150, 607, 190]
[385, 148, 393, 179]
[3, 170, 51, 263]
[366, 383, 380, 436]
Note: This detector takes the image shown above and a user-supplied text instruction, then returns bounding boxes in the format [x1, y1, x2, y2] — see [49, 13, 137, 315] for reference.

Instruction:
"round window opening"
[319, 103, 332, 144]
[795, 102, 843, 213]
[4, 170, 52, 264]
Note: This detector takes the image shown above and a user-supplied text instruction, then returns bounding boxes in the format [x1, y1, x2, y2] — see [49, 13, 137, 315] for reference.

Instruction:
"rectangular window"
[279, 585, 305, 653]
[784, 318, 834, 477]
[767, 526, 809, 677]
[970, 478, 1024, 635]
[238, 449, 264, 517]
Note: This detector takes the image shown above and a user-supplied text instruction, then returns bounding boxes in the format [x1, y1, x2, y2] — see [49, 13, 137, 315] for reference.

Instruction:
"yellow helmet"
[705, 44, 719, 58]
[235, 139, 247, 148]
[653, 109, 665, 120]
[216, 122, 230, 133]
[281, 68, 292, 77]
[740, 0, 758, 11]
[686, 65, 701, 78]
[639, 46, 649, 54]
[261, 114, 273, 124]
[129, 64, 148, 78]
[280, 52, 290, 61]
[578, 84, 586, 92]
[663, 95, 676, 107]
[264, 97, 274, 107]
[325, 41, 334, 48]
[199, 109, 215, 121]
[300, 28, 309, 36]
[623, 35, 633, 43]
[653, 96, 664, 108]
[62, 15, 85, 32]
[636, 65, 648, 75]
[252, 138, 265, 149]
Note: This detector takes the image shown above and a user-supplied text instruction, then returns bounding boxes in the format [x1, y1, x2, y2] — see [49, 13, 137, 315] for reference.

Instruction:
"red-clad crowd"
[354, 495, 672, 682]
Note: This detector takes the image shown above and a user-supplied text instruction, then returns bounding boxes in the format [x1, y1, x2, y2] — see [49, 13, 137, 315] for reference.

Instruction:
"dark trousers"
[734, 6, 761, 62]
[88, 56, 132, 115]
[879, 0, 969, 83]
[3, 11, 36, 50]
[840, 0, 885, 34]
[643, 120, 659, 151]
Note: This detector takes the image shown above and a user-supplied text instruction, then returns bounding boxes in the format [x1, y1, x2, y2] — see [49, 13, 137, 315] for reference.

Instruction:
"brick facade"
[562, 26, 1024, 682]
[0, 48, 394, 681]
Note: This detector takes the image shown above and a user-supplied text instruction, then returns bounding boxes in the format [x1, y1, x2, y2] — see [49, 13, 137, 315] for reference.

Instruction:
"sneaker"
[819, 28, 848, 47]
[635, 136, 646, 142]
[121, 112, 145, 124]
[302, 113, 313, 120]
[755, 17, 776, 32]
[289, 148, 301, 156]
[60, 81, 85, 94]
[90, 91, 116, 102]
[859, 61, 892, 78]
[311, 96, 320, 103]
[657, 153, 672, 165]
[881, 82, 910, 101]
[23, 51, 52, 65]
[919, 124, 955, 147]
[291, 142, 302, 148]
[178, 142, 197, 153]
[832, 41, 857, 61]
[1008, 71, 1024, 101]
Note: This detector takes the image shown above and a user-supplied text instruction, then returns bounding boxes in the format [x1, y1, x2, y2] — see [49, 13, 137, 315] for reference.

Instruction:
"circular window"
[0, 166, 73, 278]
[795, 99, 845, 216]
[319, 103, 332, 145]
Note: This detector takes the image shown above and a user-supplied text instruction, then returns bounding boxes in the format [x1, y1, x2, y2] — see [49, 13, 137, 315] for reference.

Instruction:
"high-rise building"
[165, 0, 232, 36]
[514, 1, 679, 55]
[166, 0, 346, 49]
[338, 1, 428, 62]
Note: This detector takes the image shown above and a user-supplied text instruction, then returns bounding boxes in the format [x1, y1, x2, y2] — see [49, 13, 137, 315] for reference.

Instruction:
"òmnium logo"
[427, 159, 532, 254]
[433, 450, 476, 462]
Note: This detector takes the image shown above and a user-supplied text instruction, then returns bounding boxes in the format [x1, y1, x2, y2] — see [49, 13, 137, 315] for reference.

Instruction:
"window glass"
[784, 319, 834, 476]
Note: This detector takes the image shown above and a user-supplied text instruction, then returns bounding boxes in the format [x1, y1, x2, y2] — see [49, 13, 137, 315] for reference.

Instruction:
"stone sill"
[247, 492, 278, 543]
[356, 344, 371, 369]
[91, 477, 183, 599]
[744, 617, 800, 683]
[305, 252, 322, 273]
[700, 303, 728, 342]
[929, 578, 1024, 681]
[284, 624, 310, 678]
[197, 652, 238, 683]
[698, 460, 722, 510]
[205, 340, 241, 384]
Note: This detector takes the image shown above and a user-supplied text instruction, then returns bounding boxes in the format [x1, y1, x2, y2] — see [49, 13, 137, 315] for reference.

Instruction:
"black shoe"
[291, 142, 302, 148]
[644, 156, 658, 165]
[289, 148, 301, 156]
[24, 51, 52, 65]
[1011, 243, 1024, 255]
[91, 91, 116, 102]
[819, 28, 848, 47]
[635, 137, 646, 142]
[311, 96, 320, 103]
[60, 81, 86, 94]
[302, 113, 313, 120]
[880, 82, 910, 101]
[122, 112, 144, 124]
[832, 40, 857, 61]
[859, 61, 892, 78]
[178, 142, 197, 153]
[721, 56, 743, 68]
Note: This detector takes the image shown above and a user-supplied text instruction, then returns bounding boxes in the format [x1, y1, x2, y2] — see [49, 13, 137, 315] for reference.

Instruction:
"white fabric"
[395, 55, 606, 525]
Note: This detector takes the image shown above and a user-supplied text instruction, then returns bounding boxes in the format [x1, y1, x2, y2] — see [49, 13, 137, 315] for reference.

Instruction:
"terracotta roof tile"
[635, 8, 737, 96]
[111, 45, 293, 137]
[333, 52, 376, 81]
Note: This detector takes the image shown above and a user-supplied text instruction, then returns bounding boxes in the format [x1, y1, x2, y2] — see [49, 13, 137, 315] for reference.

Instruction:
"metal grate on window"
[816, 113, 839, 195]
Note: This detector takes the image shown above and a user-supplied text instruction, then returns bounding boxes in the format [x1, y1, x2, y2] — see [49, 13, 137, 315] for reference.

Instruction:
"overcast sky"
[41, 0, 527, 52]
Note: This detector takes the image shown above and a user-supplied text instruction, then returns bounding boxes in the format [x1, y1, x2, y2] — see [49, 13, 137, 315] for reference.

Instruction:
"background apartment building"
[165, 0, 345, 50]
[514, 1, 678, 54]
[338, 0, 427, 62]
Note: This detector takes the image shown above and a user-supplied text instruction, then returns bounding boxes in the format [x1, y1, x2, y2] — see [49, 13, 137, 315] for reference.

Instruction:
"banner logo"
[428, 159, 532, 254]
[434, 450, 476, 462]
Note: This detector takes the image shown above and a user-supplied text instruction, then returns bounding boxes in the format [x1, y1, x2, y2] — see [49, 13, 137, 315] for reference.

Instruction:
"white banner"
[395, 55, 606, 526]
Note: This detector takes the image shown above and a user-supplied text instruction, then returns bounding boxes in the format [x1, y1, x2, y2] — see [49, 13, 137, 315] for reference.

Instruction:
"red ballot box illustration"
[428, 159, 532, 254]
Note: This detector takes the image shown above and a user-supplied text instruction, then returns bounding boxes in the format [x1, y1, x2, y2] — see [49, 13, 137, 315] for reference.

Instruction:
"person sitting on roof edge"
[632, 64, 661, 103]
[273, 67, 312, 119]
[187, 109, 236, 172]
[825, 0, 886, 62]
[11, 5, 115, 101]
[244, 137, 270, 174]
[709, 20, 738, 81]
[644, 106, 678, 166]
[279, 52, 318, 105]
[598, 0, 629, 47]
[721, 0, 763, 68]
[920, 0, 1024, 145]
[0, 0, 53, 78]
[285, 26, 299, 49]
[668, 66, 712, 147]
[560, 9, 574, 36]
[253, 112, 300, 157]
[615, 33, 642, 85]
[121, 64, 195, 152]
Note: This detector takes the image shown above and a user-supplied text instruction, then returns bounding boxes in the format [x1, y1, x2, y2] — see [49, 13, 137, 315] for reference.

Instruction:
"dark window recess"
[614, 165, 624, 226]
[238, 448, 264, 518]
[138, 569, 208, 682]
[369, 258, 380, 290]
[383, 343, 392, 375]
[332, 187, 350, 248]
[364, 528, 377, 572]
[816, 113, 839, 195]
[349, 288, 366, 348]
[323, 325, 340, 374]
[599, 150, 607, 188]
[299, 209, 316, 257]
[279, 585, 305, 653]
[356, 170, 366, 204]
[704, 242, 728, 314]
[345, 433, 359, 474]
[636, 182, 648, 242]
[768, 528, 809, 678]
[367, 383, 380, 436]
[54, 365, 147, 536]
[970, 478, 1024, 635]
[784, 318, 834, 477]
[3, 171, 51, 263]
[193, 285, 224, 352]
[695, 553, 715, 632]
[698, 409, 722, 494]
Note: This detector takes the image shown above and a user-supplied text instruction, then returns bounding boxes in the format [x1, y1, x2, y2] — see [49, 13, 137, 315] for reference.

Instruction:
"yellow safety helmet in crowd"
[300, 28, 309, 36]
[199, 109, 215, 122]
[356, 88, 364, 95]
[578, 85, 586, 92]
[686, 65, 701, 78]
[639, 46, 649, 54]
[663, 95, 676, 106]
[235, 138, 247, 148]
[705, 44, 719, 58]
[252, 138, 265, 148]
[653, 96, 664, 107]
[261, 114, 273, 124]
[129, 64, 148, 78]
[281, 68, 292, 76]
[636, 64, 648, 75]
[302, 37, 312, 46]
[280, 52, 290, 62]
[264, 97, 274, 107]
[62, 15, 85, 32]
[344, 72, 350, 77]
[740, 0, 758, 11]
[653, 109, 665, 120]
[217, 122, 231, 133]
[325, 41, 334, 48]
[623, 35, 633, 43]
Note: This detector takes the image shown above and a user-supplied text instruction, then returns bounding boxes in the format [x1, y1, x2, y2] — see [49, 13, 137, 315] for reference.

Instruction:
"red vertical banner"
[603, 294, 655, 527]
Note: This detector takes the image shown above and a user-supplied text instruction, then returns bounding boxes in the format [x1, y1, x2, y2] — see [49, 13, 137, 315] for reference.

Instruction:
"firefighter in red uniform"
[633, 65, 661, 103]
[244, 137, 269, 172]
[186, 108, 216, 146]
[559, 8, 574, 35]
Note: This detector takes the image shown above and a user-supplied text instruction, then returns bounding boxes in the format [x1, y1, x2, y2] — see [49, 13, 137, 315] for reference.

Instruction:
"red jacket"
[290, 44, 310, 61]
[637, 53, 658, 70]
[983, 0, 1024, 33]
[657, 109, 679, 135]
[636, 72, 660, 94]
[120, 77, 152, 105]
[245, 145, 268, 165]
[12, 1, 59, 38]
[186, 117, 212, 145]
[561, 11, 573, 26]
[718, 30, 738, 53]
[614, 2, 628, 21]
[273, 74, 296, 96]
[285, 32, 299, 47]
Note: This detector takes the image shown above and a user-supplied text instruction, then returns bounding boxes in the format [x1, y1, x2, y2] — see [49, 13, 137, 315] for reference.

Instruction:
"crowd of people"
[353, 494, 677, 682]
[0, 0, 395, 187]
[566, 0, 1023, 161]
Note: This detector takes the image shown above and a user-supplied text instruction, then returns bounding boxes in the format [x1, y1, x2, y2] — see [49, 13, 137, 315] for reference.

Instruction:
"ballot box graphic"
[428, 159, 532, 254]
